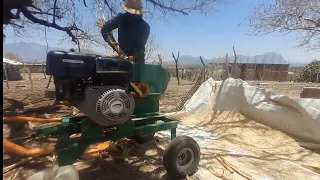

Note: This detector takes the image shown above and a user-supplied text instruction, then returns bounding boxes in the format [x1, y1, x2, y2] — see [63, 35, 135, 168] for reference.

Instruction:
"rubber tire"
[163, 136, 200, 179]
[131, 133, 155, 144]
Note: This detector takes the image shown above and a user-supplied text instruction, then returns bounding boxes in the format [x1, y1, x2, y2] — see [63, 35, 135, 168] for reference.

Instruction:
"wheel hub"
[177, 148, 195, 170]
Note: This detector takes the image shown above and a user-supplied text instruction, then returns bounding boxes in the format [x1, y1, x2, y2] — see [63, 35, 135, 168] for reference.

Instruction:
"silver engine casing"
[77, 86, 135, 127]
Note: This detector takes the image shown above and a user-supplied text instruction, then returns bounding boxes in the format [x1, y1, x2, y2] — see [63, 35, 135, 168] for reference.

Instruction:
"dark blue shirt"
[101, 13, 150, 64]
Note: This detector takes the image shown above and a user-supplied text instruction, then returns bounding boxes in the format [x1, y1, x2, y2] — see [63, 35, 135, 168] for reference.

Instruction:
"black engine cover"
[46, 50, 99, 78]
[95, 57, 134, 85]
[46, 51, 134, 83]
[46, 50, 135, 104]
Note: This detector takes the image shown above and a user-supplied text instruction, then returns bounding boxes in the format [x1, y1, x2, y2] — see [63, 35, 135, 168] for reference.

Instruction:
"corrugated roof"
[23, 63, 46, 66]
[215, 53, 290, 65]
[3, 58, 23, 65]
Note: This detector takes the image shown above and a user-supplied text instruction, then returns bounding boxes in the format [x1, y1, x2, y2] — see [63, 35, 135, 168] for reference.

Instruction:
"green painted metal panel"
[133, 93, 161, 115]
[133, 64, 169, 114]
[133, 64, 170, 94]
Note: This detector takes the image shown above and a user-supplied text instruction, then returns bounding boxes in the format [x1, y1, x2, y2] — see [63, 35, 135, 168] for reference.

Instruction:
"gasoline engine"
[46, 50, 138, 127]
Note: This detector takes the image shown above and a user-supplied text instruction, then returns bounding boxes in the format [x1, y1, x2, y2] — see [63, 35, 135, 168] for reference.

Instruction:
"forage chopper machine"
[31, 50, 201, 179]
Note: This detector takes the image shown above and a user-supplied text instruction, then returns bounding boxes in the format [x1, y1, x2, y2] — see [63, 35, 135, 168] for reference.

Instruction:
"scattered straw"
[176, 85, 320, 180]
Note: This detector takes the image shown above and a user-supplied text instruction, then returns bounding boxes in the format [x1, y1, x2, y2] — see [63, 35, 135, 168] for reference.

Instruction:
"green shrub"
[297, 60, 320, 83]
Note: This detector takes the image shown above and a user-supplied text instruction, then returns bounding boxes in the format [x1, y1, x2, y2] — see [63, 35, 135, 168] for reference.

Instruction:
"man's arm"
[135, 22, 150, 64]
[101, 14, 121, 52]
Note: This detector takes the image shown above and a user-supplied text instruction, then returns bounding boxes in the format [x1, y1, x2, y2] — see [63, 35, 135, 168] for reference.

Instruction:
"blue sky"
[4, 0, 319, 63]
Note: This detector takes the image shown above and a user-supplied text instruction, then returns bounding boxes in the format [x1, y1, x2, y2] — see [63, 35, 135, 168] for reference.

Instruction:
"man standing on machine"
[101, 0, 150, 64]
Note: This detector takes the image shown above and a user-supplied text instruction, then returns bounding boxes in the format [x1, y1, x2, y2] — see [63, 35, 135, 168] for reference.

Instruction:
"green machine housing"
[133, 64, 170, 115]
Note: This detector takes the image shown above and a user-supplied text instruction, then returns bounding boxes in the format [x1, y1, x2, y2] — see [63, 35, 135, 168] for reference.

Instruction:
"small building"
[233, 63, 289, 81]
[16, 63, 46, 73]
[3, 58, 23, 81]
[216, 54, 290, 81]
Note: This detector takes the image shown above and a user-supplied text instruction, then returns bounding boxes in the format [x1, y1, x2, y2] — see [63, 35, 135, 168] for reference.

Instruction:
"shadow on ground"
[77, 156, 170, 180]
[3, 142, 175, 180]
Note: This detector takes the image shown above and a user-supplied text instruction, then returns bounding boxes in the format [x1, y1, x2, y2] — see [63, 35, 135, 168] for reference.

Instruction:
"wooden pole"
[157, 54, 163, 66]
[199, 56, 206, 68]
[192, 69, 199, 82]
[172, 51, 180, 86]
[232, 46, 238, 78]
[46, 75, 52, 88]
[41, 64, 47, 79]
[3, 64, 9, 89]
[23, 63, 33, 89]
[224, 53, 229, 80]
[30, 59, 38, 73]
[199, 56, 208, 80]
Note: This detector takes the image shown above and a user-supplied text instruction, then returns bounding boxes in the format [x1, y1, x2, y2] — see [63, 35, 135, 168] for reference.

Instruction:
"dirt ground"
[2, 73, 319, 179]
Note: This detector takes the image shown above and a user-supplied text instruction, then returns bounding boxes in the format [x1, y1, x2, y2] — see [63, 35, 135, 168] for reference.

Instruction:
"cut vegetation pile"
[171, 80, 320, 180]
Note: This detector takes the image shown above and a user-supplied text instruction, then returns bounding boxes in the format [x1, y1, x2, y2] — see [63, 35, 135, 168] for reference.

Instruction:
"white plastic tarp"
[213, 78, 320, 144]
[169, 78, 320, 179]
[3, 58, 23, 65]
[181, 77, 216, 113]
[177, 78, 320, 144]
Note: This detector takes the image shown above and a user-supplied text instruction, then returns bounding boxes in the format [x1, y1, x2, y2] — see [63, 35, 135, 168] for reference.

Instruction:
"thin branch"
[53, 0, 58, 24]
[29, 5, 42, 12]
[83, 0, 88, 7]
[20, 7, 81, 43]
[13, 10, 21, 19]
[104, 0, 116, 15]
[4, 0, 226, 45]
[9, 22, 24, 28]
[248, 0, 320, 51]
[28, 11, 62, 18]
[147, 0, 189, 15]
[47, 7, 61, 12]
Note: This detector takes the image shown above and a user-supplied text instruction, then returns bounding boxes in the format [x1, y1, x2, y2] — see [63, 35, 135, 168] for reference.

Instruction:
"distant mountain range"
[162, 53, 288, 66]
[3, 42, 307, 67]
[3, 42, 67, 63]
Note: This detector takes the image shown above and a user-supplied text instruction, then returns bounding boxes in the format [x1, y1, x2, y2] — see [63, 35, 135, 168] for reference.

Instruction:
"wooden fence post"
[172, 51, 180, 86]
[3, 64, 9, 89]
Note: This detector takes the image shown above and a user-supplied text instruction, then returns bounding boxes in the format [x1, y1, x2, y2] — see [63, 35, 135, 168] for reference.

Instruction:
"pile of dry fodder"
[169, 88, 320, 180]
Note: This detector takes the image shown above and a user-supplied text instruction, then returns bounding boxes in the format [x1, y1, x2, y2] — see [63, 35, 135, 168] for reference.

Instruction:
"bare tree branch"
[82, 0, 88, 8]
[104, 0, 117, 16]
[53, 0, 58, 24]
[147, 0, 188, 15]
[3, 0, 227, 44]
[20, 7, 81, 43]
[28, 11, 62, 19]
[144, 34, 159, 62]
[248, 0, 320, 51]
